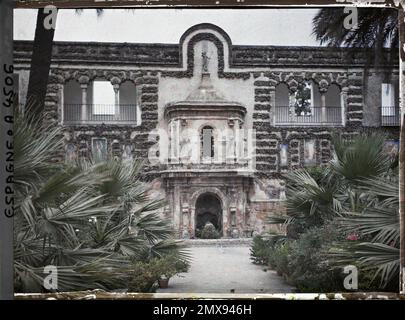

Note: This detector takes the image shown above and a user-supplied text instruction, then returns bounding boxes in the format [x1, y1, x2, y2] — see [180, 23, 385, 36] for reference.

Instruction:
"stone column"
[222, 202, 229, 237]
[321, 92, 327, 124]
[217, 129, 226, 164]
[190, 207, 195, 238]
[80, 83, 88, 123]
[110, 77, 121, 121]
[182, 207, 190, 238]
[227, 119, 236, 164]
[169, 120, 174, 162]
[175, 119, 181, 163]
[340, 87, 349, 126]
[79, 75, 89, 123]
[172, 186, 181, 233]
[233, 120, 241, 164]
[113, 84, 120, 120]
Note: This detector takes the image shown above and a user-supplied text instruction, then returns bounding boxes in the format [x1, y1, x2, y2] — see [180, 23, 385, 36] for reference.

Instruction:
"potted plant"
[157, 277, 170, 289]
[157, 260, 177, 289]
[155, 254, 189, 289]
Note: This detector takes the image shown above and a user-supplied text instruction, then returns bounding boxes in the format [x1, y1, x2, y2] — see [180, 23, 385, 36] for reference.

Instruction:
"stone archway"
[195, 193, 223, 237]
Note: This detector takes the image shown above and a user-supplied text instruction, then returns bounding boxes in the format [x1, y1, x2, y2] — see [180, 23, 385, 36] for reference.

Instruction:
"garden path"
[157, 241, 294, 294]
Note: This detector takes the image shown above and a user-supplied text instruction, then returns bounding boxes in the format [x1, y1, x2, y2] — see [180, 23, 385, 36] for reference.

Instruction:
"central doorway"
[195, 193, 223, 237]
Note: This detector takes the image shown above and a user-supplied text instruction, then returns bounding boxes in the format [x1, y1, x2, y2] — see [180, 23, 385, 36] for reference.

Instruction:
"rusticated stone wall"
[12, 23, 400, 237]
[41, 69, 162, 180]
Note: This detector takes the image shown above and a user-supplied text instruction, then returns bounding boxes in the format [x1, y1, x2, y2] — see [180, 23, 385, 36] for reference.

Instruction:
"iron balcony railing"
[381, 106, 400, 126]
[63, 104, 137, 125]
[274, 106, 343, 126]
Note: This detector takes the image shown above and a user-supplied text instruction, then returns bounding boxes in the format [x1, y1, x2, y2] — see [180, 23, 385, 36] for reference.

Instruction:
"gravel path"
[157, 244, 294, 294]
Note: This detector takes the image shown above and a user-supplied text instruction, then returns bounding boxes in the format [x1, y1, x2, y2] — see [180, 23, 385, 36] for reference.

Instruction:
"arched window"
[325, 83, 341, 124]
[275, 83, 290, 124]
[325, 83, 341, 107]
[275, 83, 290, 108]
[63, 80, 82, 123]
[201, 126, 214, 158]
[120, 81, 139, 123]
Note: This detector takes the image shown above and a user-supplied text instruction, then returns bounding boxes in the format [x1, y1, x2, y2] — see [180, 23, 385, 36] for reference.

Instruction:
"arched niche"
[179, 23, 232, 72]
[195, 192, 223, 237]
[193, 40, 219, 77]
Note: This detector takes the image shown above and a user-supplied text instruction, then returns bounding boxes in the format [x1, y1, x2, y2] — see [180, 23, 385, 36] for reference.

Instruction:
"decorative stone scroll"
[257, 71, 349, 93]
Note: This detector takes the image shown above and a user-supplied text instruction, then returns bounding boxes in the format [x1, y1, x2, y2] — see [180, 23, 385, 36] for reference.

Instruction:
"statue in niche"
[226, 131, 236, 163]
[304, 140, 316, 164]
[92, 138, 108, 163]
[122, 144, 133, 162]
[182, 229, 190, 239]
[65, 143, 77, 163]
[201, 51, 210, 73]
[179, 136, 192, 163]
[280, 144, 288, 166]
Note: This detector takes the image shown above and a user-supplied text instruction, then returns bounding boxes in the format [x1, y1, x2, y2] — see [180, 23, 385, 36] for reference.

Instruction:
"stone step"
[181, 238, 253, 247]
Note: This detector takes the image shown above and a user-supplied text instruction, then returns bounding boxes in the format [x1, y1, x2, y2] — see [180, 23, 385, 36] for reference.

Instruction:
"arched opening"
[195, 193, 222, 237]
[293, 80, 313, 115]
[275, 83, 290, 123]
[119, 81, 138, 123]
[201, 126, 214, 159]
[63, 80, 82, 123]
[92, 80, 115, 121]
[325, 83, 342, 123]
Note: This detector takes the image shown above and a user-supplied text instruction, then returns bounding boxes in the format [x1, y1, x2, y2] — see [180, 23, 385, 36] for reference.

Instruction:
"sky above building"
[13, 8, 323, 46]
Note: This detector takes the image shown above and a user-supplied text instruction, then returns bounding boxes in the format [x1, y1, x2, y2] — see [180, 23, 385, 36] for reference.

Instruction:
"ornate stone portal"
[163, 51, 254, 238]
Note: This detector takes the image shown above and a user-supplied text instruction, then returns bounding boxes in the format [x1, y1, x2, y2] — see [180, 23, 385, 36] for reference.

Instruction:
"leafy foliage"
[14, 110, 188, 293]
[284, 225, 344, 292]
[329, 176, 399, 289]
[313, 8, 398, 49]
[250, 236, 271, 265]
[261, 131, 399, 290]
[330, 132, 390, 182]
[294, 82, 312, 115]
[128, 253, 189, 292]
[200, 222, 220, 239]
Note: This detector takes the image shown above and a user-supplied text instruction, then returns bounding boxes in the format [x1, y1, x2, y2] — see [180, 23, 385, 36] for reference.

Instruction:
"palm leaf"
[330, 242, 399, 288]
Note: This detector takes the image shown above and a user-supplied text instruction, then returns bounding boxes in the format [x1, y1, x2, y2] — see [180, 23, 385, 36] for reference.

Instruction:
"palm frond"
[329, 242, 399, 288]
[339, 207, 399, 245]
[312, 8, 398, 49]
[330, 132, 390, 182]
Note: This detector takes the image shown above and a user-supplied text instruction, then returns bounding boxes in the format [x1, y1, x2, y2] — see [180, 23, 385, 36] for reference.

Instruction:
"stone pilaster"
[346, 71, 364, 128]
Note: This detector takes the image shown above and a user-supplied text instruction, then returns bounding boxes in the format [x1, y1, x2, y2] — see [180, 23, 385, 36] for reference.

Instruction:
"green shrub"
[200, 222, 220, 239]
[128, 260, 160, 293]
[265, 223, 345, 292]
[127, 253, 190, 292]
[250, 235, 271, 265]
[287, 224, 344, 292]
[157, 253, 190, 278]
[270, 242, 291, 277]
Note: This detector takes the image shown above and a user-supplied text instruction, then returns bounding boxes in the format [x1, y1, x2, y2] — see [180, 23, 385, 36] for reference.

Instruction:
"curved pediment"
[164, 102, 246, 121]
[179, 23, 232, 75]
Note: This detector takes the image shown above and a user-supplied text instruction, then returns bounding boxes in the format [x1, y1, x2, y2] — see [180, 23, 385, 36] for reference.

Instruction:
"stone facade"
[13, 23, 400, 238]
